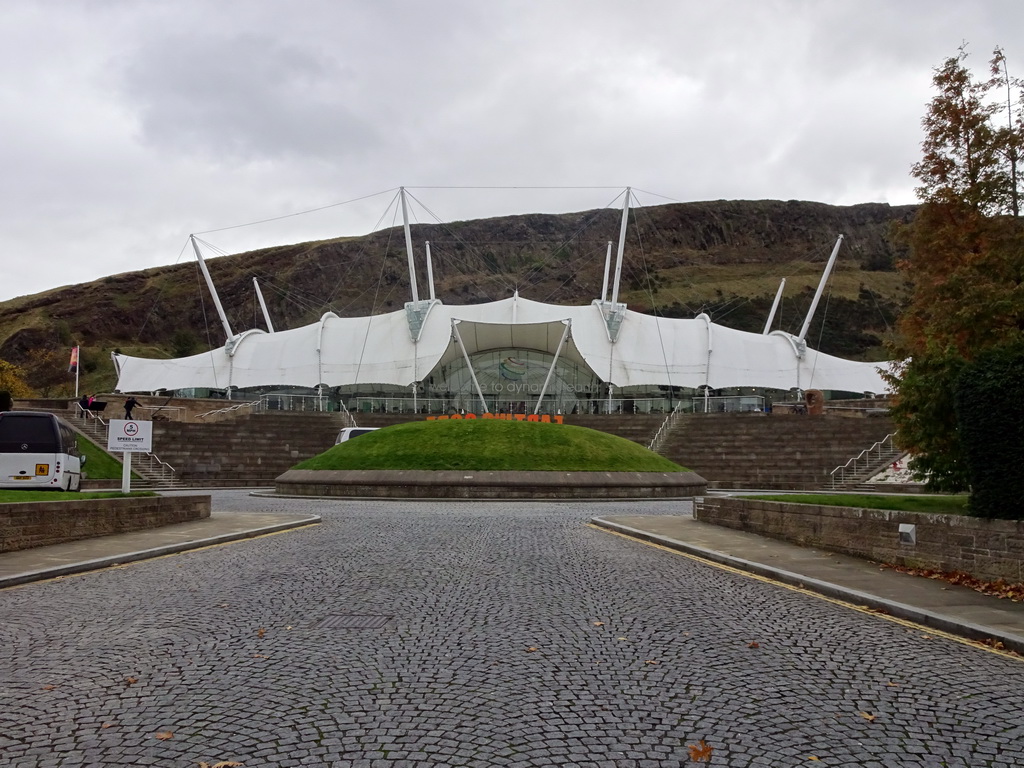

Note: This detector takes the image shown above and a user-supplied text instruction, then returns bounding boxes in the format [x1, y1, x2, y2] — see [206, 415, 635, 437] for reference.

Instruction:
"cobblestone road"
[2, 492, 1023, 767]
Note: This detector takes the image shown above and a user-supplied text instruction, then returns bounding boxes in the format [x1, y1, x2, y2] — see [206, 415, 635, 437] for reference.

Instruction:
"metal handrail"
[647, 401, 686, 453]
[76, 403, 108, 426]
[136, 405, 185, 421]
[829, 433, 899, 488]
[142, 451, 177, 478]
[196, 400, 261, 420]
[337, 398, 357, 428]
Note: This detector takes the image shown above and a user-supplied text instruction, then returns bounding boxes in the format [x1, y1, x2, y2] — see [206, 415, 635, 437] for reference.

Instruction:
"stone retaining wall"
[277, 470, 707, 500]
[0, 495, 211, 553]
[695, 496, 1024, 582]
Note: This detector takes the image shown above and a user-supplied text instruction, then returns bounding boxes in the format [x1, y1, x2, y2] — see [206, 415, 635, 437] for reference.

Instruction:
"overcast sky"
[1, 0, 1020, 302]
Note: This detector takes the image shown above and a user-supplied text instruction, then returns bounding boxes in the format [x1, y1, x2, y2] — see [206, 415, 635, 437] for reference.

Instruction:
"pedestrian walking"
[124, 396, 138, 419]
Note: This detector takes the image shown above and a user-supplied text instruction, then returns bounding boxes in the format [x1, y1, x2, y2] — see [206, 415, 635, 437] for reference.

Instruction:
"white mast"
[600, 241, 612, 302]
[425, 241, 436, 301]
[762, 278, 786, 335]
[400, 187, 420, 305]
[798, 235, 844, 341]
[191, 235, 234, 342]
[609, 187, 631, 307]
[253, 278, 276, 333]
[452, 320, 490, 414]
[534, 321, 570, 415]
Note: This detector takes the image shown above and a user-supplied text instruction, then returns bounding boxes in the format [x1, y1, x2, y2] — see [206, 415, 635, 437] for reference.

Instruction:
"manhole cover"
[312, 614, 393, 630]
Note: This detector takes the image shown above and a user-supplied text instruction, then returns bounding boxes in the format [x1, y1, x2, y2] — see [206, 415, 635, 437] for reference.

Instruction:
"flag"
[69, 346, 79, 373]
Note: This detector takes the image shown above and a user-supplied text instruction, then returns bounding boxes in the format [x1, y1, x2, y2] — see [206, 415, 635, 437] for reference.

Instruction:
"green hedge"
[954, 343, 1024, 519]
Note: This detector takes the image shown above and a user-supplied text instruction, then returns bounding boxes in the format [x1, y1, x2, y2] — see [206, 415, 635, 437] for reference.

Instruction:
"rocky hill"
[0, 199, 915, 395]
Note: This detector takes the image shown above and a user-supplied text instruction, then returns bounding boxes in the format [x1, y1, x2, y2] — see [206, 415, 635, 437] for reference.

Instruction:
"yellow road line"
[2, 523, 319, 590]
[588, 523, 1023, 663]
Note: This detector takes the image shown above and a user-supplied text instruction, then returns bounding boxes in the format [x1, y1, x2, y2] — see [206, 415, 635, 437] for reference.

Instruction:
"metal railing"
[196, 400, 261, 420]
[346, 396, 680, 416]
[133, 452, 179, 486]
[258, 393, 332, 412]
[135, 405, 185, 421]
[647, 401, 686, 454]
[690, 395, 766, 414]
[829, 434, 899, 489]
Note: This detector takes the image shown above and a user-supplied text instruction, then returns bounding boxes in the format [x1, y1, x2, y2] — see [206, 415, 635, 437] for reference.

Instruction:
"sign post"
[107, 420, 153, 493]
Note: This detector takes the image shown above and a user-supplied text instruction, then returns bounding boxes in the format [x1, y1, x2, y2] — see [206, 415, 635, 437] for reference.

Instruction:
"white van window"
[334, 427, 379, 445]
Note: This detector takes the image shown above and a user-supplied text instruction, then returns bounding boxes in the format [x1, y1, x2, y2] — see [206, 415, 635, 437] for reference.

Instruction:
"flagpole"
[73, 346, 80, 399]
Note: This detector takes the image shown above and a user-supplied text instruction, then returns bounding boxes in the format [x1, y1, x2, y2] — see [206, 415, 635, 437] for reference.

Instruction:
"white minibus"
[0, 411, 86, 491]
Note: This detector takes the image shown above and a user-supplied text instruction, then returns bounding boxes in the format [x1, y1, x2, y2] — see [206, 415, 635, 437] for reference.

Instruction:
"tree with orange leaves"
[887, 45, 1024, 495]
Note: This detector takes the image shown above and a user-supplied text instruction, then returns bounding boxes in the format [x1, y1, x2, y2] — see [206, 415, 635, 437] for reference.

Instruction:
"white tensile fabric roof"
[113, 295, 890, 394]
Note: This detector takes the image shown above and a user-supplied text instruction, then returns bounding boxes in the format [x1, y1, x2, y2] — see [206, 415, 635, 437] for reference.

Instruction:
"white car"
[334, 427, 379, 445]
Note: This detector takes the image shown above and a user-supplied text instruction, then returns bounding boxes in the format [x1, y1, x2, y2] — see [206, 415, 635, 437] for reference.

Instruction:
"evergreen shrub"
[954, 344, 1024, 519]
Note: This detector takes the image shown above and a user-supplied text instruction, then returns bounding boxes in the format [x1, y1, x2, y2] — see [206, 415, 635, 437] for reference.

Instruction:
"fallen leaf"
[688, 739, 713, 762]
[886, 682, 900, 688]
[251, 654, 268, 659]
[219, 603, 229, 608]
[211, 762, 244, 767]
[808, 757, 820, 762]
[155, 731, 174, 740]
[592, 621, 605, 626]
[921, 634, 933, 640]
[859, 712, 876, 722]
[526, 646, 538, 652]
[976, 638, 1006, 651]
[41, 684, 56, 691]
[644, 659, 659, 665]
[101, 723, 115, 729]
[747, 641, 760, 649]
[256, 627, 266, 639]
[124, 676, 138, 686]
[882, 565, 1024, 601]
[286, 626, 293, 630]
[617, 636, 628, 641]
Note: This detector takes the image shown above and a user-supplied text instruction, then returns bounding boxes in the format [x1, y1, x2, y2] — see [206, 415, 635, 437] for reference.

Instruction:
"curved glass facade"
[423, 348, 604, 414]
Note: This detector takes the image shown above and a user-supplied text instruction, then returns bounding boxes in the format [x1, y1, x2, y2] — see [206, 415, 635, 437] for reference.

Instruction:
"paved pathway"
[2, 492, 1023, 767]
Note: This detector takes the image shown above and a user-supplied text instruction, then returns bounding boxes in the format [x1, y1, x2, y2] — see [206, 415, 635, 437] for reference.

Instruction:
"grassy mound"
[294, 419, 686, 473]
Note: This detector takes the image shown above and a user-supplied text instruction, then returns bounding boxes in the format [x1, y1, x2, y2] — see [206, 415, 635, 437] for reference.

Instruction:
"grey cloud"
[2, 0, 1024, 302]
[119, 32, 379, 162]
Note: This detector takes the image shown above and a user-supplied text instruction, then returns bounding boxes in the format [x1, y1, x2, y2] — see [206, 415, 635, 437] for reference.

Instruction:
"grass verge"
[0, 489, 156, 503]
[295, 419, 687, 473]
[746, 493, 970, 515]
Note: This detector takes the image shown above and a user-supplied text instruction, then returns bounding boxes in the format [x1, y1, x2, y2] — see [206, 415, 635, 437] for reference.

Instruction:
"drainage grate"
[311, 614, 393, 630]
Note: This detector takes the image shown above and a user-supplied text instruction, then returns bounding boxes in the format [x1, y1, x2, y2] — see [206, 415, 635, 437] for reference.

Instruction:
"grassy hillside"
[0, 199, 914, 395]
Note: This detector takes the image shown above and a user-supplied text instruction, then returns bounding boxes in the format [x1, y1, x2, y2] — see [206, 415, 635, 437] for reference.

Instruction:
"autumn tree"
[888, 45, 1024, 497]
[0, 359, 36, 401]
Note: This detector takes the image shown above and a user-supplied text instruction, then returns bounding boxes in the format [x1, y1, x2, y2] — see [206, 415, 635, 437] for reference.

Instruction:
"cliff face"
[0, 199, 914, 395]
